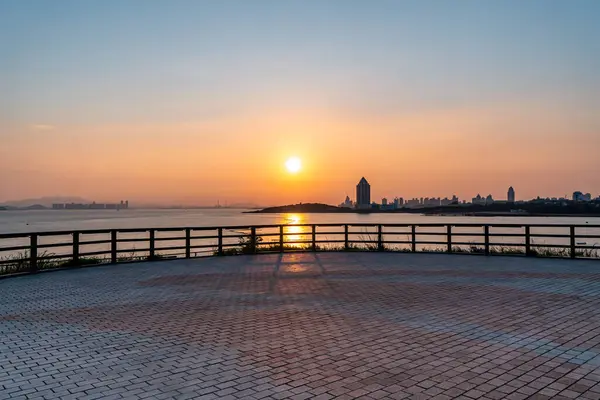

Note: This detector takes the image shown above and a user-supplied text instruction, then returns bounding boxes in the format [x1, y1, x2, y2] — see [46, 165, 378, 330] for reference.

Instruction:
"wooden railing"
[1, 223, 599, 276]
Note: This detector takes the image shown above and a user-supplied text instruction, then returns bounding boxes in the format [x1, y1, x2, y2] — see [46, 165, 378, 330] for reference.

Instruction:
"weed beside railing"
[0, 251, 106, 275]
[0, 250, 175, 276]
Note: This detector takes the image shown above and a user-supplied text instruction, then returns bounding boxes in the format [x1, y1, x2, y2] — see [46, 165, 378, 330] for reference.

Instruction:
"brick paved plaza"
[2, 253, 600, 399]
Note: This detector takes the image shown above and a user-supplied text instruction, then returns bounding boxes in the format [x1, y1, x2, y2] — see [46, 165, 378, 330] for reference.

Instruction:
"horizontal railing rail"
[0, 223, 599, 277]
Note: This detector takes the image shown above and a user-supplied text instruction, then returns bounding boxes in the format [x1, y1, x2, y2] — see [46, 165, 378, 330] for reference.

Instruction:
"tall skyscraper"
[356, 177, 371, 208]
[507, 186, 515, 203]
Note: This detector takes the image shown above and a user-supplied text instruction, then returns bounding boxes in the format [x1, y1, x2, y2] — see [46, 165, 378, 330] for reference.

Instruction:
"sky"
[1, 0, 599, 206]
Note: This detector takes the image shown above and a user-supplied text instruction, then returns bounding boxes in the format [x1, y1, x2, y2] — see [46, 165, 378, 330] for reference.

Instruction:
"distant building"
[584, 193, 592, 202]
[356, 177, 371, 209]
[380, 198, 396, 210]
[421, 197, 439, 207]
[406, 198, 421, 208]
[573, 191, 584, 202]
[472, 194, 485, 205]
[89, 202, 105, 209]
[398, 195, 457, 207]
[339, 196, 353, 208]
[65, 203, 87, 210]
[471, 194, 494, 205]
[508, 186, 515, 203]
[51, 200, 130, 210]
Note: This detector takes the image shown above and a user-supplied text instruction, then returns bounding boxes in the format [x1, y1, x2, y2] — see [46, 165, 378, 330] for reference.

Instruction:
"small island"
[248, 203, 351, 213]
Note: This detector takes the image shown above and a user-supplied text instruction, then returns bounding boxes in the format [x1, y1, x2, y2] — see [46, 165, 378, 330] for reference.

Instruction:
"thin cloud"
[30, 124, 56, 131]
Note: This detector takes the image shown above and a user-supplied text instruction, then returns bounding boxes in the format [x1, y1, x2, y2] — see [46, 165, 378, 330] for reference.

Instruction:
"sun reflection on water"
[279, 213, 307, 247]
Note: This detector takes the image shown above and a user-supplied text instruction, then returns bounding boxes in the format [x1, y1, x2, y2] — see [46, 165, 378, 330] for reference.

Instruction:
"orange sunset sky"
[1, 1, 599, 206]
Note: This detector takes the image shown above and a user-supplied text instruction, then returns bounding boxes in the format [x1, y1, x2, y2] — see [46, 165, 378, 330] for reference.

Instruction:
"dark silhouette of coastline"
[247, 203, 351, 213]
[0, 204, 46, 211]
[249, 201, 600, 216]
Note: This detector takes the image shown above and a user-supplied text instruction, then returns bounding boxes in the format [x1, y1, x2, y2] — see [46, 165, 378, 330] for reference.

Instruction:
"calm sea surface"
[1, 209, 600, 234]
[1, 209, 599, 258]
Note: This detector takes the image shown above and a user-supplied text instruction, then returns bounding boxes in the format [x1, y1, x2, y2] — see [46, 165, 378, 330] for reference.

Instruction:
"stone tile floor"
[2, 253, 600, 399]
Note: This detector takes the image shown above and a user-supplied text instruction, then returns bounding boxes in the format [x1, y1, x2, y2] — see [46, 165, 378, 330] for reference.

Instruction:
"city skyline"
[4, 181, 599, 209]
[342, 179, 598, 209]
[1, 1, 599, 205]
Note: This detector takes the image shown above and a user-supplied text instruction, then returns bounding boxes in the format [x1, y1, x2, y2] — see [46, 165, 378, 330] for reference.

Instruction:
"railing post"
[250, 227, 257, 254]
[411, 225, 417, 252]
[185, 228, 191, 258]
[525, 226, 531, 256]
[447, 225, 452, 253]
[344, 224, 349, 250]
[111, 230, 117, 263]
[30, 233, 38, 273]
[570, 226, 576, 259]
[218, 228, 223, 256]
[149, 229, 155, 259]
[484, 225, 490, 256]
[279, 226, 284, 252]
[312, 225, 317, 251]
[72, 232, 80, 264]
[377, 225, 383, 251]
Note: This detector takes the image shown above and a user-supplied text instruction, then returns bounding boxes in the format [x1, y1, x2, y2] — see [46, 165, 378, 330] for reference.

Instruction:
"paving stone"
[1, 253, 600, 399]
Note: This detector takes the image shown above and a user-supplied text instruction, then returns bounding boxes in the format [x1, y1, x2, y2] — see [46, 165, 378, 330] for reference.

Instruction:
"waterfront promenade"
[2, 253, 600, 399]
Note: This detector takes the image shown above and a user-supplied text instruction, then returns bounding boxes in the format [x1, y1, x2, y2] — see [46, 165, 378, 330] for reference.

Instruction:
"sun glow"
[285, 157, 302, 173]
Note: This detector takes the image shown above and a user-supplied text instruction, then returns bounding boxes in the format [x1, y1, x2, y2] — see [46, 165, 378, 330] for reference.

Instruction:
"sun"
[285, 157, 302, 173]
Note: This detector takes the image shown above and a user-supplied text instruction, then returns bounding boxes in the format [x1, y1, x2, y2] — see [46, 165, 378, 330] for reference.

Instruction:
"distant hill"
[248, 203, 349, 213]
